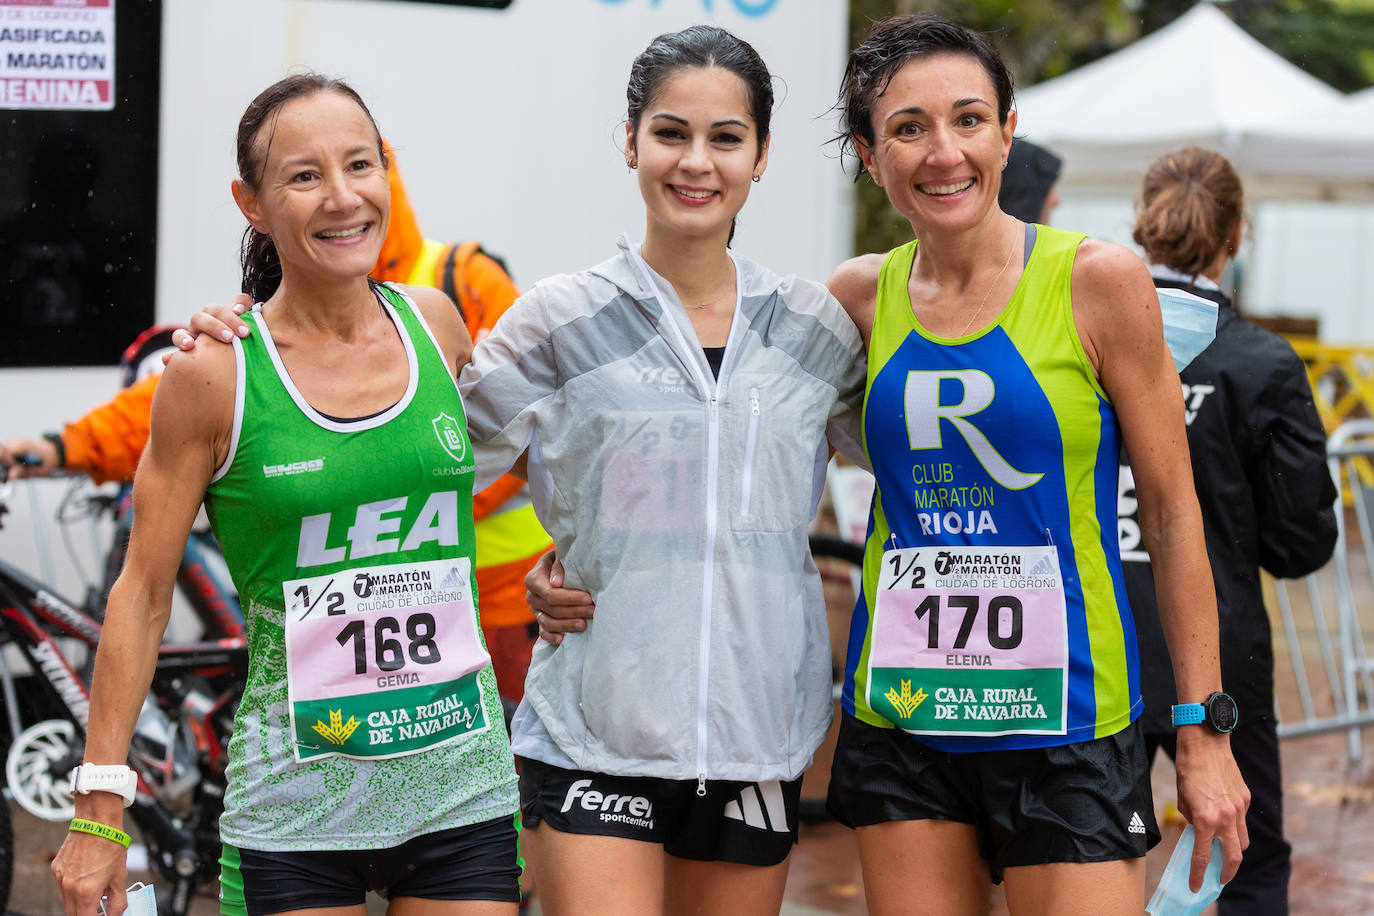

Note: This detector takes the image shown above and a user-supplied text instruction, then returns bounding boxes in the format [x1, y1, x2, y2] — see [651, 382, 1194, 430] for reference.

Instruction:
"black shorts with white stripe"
[518, 757, 802, 866]
[826, 714, 1162, 882]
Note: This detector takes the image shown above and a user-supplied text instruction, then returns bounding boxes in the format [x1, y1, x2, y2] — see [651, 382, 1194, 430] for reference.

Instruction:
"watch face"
[1207, 693, 1238, 732]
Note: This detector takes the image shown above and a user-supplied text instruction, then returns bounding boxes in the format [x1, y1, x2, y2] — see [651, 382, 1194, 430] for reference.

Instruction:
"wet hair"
[235, 73, 387, 301]
[1133, 147, 1244, 278]
[836, 13, 1014, 177]
[625, 26, 773, 247]
[626, 25, 774, 159]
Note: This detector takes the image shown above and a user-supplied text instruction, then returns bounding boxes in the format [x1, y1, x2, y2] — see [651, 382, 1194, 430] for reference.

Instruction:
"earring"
[752, 174, 761, 183]
[256, 224, 269, 233]
[627, 158, 637, 170]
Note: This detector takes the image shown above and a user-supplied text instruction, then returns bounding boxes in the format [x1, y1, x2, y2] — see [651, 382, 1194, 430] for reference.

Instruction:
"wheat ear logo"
[885, 680, 928, 719]
[313, 709, 361, 745]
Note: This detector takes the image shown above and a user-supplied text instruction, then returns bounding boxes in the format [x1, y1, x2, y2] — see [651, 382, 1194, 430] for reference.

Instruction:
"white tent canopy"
[1014, 4, 1374, 200]
[1242, 86, 1374, 183]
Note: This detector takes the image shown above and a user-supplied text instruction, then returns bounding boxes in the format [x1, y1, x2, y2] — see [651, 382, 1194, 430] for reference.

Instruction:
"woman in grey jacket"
[459, 26, 865, 916]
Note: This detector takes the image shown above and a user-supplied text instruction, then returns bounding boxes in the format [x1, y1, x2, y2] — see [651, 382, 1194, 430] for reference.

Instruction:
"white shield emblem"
[432, 412, 467, 463]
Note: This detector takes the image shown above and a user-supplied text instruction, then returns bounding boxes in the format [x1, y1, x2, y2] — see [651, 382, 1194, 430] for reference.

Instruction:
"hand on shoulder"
[168, 294, 256, 356]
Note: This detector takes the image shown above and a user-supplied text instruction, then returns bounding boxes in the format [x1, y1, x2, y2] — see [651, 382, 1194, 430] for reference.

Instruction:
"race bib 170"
[866, 546, 1068, 737]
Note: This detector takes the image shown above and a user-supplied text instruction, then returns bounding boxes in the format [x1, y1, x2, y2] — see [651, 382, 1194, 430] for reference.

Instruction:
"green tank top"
[205, 282, 516, 851]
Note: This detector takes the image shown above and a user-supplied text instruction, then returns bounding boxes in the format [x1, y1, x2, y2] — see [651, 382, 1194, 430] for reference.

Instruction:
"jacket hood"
[582, 234, 653, 299]
[372, 141, 425, 283]
[587, 233, 783, 305]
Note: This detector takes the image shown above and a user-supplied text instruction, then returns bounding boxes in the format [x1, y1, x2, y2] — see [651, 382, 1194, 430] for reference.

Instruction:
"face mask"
[1157, 286, 1218, 372]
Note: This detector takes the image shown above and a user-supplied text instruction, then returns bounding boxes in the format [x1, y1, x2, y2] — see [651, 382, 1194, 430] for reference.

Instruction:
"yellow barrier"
[1289, 338, 1374, 431]
[1288, 338, 1374, 493]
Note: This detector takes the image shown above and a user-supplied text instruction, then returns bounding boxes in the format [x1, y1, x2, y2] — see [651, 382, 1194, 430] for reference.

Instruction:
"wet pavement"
[11, 725, 1374, 914]
[776, 545, 1374, 914]
[786, 727, 1374, 914]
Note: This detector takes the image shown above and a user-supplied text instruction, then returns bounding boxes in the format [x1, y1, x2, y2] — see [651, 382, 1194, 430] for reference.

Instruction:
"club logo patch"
[432, 412, 467, 463]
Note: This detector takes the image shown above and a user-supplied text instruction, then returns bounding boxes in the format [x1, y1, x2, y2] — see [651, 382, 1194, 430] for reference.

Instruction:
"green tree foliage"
[846, 0, 1374, 257]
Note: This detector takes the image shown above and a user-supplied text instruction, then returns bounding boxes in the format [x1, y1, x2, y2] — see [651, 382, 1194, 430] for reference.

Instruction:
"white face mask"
[1157, 286, 1218, 372]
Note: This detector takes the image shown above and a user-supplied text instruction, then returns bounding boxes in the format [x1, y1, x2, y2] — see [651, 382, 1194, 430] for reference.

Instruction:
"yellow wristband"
[69, 818, 131, 849]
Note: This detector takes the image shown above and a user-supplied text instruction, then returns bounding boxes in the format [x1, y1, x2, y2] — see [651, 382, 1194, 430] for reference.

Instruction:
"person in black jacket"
[1119, 147, 1337, 915]
[998, 137, 1062, 225]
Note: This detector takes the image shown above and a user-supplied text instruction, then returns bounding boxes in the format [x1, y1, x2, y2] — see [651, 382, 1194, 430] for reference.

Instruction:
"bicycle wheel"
[5, 719, 77, 821]
[799, 534, 865, 823]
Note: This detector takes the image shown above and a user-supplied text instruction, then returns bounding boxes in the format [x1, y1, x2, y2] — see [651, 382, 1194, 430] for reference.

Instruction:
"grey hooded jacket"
[458, 236, 866, 782]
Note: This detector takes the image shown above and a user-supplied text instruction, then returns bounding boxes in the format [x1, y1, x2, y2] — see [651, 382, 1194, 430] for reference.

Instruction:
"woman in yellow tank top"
[820, 14, 1250, 916]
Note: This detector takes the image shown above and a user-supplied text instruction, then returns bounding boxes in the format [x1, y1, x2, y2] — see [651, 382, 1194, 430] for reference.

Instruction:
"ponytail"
[240, 226, 282, 302]
[1133, 147, 1243, 278]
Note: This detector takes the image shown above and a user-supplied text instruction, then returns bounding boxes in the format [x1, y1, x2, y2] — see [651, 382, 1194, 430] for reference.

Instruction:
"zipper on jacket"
[739, 387, 761, 517]
[625, 240, 740, 787]
[697, 392, 721, 791]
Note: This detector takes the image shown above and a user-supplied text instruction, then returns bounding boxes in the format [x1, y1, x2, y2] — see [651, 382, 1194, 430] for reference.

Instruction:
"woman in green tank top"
[52, 75, 520, 916]
[819, 14, 1250, 916]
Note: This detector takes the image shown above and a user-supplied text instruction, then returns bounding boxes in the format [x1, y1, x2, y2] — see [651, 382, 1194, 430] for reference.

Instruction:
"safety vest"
[409, 239, 553, 628]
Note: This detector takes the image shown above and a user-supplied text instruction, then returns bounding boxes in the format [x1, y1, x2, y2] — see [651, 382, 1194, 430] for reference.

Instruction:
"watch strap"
[1171, 703, 1205, 727]
[70, 763, 137, 807]
[69, 818, 131, 849]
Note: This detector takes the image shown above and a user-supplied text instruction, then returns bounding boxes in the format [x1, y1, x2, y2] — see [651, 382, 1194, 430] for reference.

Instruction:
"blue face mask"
[1157, 286, 1218, 372]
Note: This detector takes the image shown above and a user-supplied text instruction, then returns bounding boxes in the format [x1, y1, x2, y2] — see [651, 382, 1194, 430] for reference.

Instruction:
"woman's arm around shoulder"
[51, 341, 236, 916]
[826, 253, 885, 348]
[402, 283, 474, 378]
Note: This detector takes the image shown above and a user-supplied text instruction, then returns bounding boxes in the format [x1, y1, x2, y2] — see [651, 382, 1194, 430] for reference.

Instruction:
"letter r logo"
[904, 370, 1042, 490]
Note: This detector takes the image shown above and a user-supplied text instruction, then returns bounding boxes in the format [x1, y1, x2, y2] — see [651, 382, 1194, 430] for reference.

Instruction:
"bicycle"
[0, 468, 246, 916]
[68, 474, 244, 642]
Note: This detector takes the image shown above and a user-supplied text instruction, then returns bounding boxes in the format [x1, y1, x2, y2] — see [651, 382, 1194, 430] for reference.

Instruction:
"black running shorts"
[219, 816, 520, 916]
[826, 712, 1161, 882]
[519, 757, 802, 866]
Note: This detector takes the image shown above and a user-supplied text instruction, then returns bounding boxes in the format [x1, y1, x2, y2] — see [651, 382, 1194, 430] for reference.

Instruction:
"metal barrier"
[1273, 420, 1374, 762]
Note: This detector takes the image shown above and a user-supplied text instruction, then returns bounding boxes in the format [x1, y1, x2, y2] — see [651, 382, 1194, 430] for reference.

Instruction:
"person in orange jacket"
[0, 144, 551, 702]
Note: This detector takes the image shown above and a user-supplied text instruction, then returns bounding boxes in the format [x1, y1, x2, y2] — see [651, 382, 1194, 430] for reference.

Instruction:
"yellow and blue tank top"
[841, 226, 1142, 752]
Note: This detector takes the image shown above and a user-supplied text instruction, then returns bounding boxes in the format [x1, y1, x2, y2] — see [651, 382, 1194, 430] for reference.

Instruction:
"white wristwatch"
[69, 763, 138, 808]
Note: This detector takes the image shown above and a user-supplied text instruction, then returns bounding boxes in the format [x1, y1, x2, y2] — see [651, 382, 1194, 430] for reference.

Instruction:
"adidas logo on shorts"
[1128, 811, 1147, 835]
[723, 781, 790, 833]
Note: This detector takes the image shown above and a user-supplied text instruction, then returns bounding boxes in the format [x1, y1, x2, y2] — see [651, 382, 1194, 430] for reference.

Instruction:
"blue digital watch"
[1171, 691, 1238, 733]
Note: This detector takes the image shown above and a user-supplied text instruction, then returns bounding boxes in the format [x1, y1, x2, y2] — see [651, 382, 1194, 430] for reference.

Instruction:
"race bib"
[283, 557, 491, 761]
[865, 546, 1068, 737]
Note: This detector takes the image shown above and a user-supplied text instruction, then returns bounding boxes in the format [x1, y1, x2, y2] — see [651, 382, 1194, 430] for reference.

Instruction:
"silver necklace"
[686, 282, 733, 311]
[956, 235, 1017, 338]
